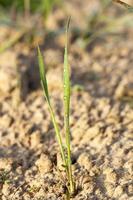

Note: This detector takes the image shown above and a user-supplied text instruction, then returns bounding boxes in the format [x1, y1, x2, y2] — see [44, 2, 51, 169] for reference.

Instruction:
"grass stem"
[63, 17, 74, 194]
[38, 17, 75, 195]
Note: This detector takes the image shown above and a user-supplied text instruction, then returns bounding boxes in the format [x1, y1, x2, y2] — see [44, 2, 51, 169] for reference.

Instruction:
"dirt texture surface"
[0, 1, 133, 200]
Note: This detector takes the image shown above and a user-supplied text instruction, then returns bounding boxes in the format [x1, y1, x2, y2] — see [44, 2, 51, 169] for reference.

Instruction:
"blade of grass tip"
[37, 46, 67, 170]
[63, 17, 74, 194]
[37, 46, 50, 104]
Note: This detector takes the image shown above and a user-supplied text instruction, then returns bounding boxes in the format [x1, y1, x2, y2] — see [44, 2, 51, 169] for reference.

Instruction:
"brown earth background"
[0, 0, 133, 199]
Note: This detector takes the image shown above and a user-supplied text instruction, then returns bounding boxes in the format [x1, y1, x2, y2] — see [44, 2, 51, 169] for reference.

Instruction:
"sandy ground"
[0, 1, 133, 200]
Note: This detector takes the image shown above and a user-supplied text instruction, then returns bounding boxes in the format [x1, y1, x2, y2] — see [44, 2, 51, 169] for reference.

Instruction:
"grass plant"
[38, 18, 75, 196]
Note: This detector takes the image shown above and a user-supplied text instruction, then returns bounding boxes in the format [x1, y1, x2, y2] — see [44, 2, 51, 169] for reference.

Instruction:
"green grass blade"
[64, 18, 70, 163]
[37, 46, 50, 104]
[37, 46, 67, 170]
[63, 17, 74, 194]
[64, 18, 70, 121]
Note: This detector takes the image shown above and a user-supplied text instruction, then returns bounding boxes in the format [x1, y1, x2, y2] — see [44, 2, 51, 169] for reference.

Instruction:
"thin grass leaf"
[64, 17, 71, 165]
[37, 46, 50, 104]
[64, 17, 71, 121]
[37, 46, 67, 170]
[63, 17, 74, 194]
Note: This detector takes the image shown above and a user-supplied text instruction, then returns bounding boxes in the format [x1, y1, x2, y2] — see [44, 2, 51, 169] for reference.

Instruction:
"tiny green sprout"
[38, 18, 75, 196]
[63, 17, 75, 194]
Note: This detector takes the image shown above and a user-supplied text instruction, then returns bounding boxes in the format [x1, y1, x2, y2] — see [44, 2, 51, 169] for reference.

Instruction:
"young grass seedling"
[38, 18, 75, 195]
[63, 18, 74, 194]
